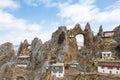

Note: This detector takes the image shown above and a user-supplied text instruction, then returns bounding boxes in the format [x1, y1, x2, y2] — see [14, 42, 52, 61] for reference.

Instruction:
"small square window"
[117, 68, 119, 70]
[116, 71, 118, 74]
[104, 54, 106, 56]
[103, 70, 104, 72]
[108, 54, 110, 56]
[102, 66, 104, 69]
[59, 71, 63, 73]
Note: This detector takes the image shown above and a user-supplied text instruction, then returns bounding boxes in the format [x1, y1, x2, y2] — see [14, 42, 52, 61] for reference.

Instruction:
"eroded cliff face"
[17, 39, 30, 56]
[21, 23, 118, 80]
[0, 42, 15, 67]
[114, 25, 120, 38]
[0, 42, 15, 79]
[0, 23, 120, 80]
[84, 23, 94, 49]
[48, 24, 84, 64]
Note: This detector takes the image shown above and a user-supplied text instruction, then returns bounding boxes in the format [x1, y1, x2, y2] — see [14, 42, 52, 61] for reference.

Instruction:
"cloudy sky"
[0, 0, 120, 45]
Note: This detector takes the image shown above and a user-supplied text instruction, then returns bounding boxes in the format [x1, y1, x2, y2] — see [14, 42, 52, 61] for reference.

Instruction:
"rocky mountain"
[113, 25, 120, 58]
[84, 22, 94, 49]
[0, 42, 15, 79]
[97, 25, 103, 37]
[17, 39, 30, 56]
[0, 23, 120, 80]
[0, 42, 15, 67]
[114, 25, 120, 37]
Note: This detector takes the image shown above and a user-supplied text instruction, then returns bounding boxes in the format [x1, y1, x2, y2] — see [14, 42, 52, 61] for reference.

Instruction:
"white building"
[51, 63, 64, 77]
[101, 52, 113, 60]
[16, 55, 30, 68]
[98, 61, 120, 74]
[97, 52, 120, 74]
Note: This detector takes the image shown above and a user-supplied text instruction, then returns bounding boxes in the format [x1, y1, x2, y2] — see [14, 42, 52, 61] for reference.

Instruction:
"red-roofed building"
[103, 31, 115, 37]
[98, 61, 120, 74]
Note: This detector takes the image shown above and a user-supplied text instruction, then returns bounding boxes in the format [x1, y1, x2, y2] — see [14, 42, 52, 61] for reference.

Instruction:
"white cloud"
[95, 9, 120, 24]
[23, 0, 57, 7]
[0, 10, 41, 32]
[57, 0, 120, 32]
[0, 0, 19, 9]
[58, 4, 98, 23]
[0, 9, 53, 45]
[23, 0, 72, 7]
[0, 0, 52, 45]
[0, 10, 42, 44]
[79, 0, 96, 5]
[105, 0, 120, 10]
[0, 11, 26, 31]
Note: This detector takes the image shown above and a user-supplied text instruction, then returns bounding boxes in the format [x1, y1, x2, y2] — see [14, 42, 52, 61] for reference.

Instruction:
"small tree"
[58, 31, 65, 44]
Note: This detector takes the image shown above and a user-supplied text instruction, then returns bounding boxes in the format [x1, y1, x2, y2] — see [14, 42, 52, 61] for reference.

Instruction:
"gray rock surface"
[0, 42, 15, 67]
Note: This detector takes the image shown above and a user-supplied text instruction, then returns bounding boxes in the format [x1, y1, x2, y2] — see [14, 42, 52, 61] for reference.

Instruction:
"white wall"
[101, 52, 112, 59]
[98, 66, 120, 74]
[52, 70, 64, 77]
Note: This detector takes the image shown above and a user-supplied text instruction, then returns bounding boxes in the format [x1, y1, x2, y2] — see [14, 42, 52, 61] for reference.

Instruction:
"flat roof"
[104, 31, 115, 33]
[18, 56, 30, 58]
[16, 64, 27, 67]
[101, 52, 112, 54]
[98, 60, 120, 63]
[52, 63, 64, 66]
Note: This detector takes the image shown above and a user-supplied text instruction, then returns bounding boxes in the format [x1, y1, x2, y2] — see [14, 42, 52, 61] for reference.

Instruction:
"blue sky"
[0, 0, 120, 45]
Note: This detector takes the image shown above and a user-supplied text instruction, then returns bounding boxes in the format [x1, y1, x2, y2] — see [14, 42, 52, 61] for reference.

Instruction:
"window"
[107, 54, 110, 57]
[104, 54, 106, 56]
[53, 71, 57, 73]
[117, 68, 119, 70]
[103, 70, 104, 72]
[116, 71, 118, 74]
[102, 66, 104, 69]
[59, 71, 63, 73]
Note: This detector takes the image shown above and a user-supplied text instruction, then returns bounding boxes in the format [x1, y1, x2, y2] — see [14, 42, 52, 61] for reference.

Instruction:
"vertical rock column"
[84, 22, 94, 49]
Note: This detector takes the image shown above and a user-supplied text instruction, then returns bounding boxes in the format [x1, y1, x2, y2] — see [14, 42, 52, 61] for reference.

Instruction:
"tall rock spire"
[97, 25, 103, 37]
[84, 22, 94, 48]
[17, 39, 30, 56]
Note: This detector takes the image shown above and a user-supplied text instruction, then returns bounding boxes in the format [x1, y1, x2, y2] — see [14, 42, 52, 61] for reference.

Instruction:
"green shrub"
[58, 31, 65, 44]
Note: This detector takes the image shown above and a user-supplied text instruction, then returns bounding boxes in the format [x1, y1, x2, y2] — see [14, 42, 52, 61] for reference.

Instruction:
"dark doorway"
[17, 76, 25, 80]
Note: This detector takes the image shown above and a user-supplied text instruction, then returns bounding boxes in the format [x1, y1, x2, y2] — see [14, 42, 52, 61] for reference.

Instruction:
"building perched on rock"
[47, 63, 64, 77]
[101, 52, 113, 60]
[98, 60, 120, 74]
[1, 23, 120, 80]
[16, 40, 30, 68]
[103, 31, 115, 38]
[52, 63, 64, 77]
[16, 55, 30, 68]
[97, 52, 120, 74]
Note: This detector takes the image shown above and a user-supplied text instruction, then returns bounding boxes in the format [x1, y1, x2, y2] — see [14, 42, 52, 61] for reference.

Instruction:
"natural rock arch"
[68, 24, 85, 47]
[68, 23, 94, 49]
[64, 24, 85, 63]
[68, 24, 84, 37]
